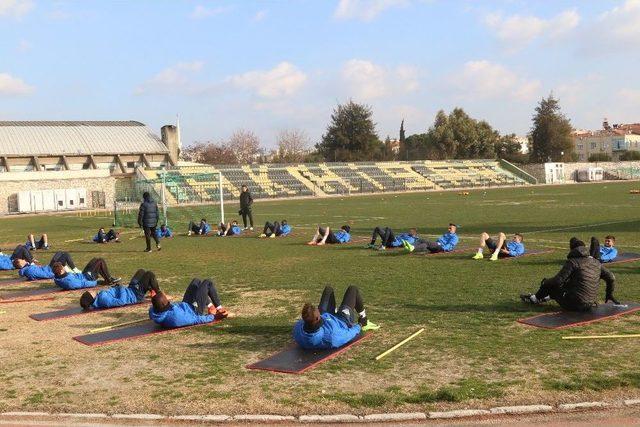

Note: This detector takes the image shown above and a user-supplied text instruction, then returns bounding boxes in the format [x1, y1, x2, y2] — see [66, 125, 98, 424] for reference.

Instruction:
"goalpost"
[114, 169, 226, 228]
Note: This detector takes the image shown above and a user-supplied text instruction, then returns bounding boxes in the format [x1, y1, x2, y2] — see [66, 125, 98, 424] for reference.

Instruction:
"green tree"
[316, 100, 383, 161]
[588, 153, 612, 162]
[620, 150, 640, 161]
[529, 94, 574, 163]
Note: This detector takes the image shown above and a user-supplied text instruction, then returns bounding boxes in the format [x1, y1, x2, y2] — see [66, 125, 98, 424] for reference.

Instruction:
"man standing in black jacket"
[520, 237, 618, 311]
[239, 184, 254, 231]
[138, 191, 160, 253]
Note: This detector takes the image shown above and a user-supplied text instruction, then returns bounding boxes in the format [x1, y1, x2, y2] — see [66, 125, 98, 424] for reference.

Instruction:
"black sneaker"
[144, 249, 152, 253]
[520, 293, 539, 304]
[358, 316, 368, 327]
[109, 277, 122, 284]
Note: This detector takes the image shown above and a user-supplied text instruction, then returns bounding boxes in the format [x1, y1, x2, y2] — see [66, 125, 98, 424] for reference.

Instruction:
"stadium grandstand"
[0, 120, 533, 218]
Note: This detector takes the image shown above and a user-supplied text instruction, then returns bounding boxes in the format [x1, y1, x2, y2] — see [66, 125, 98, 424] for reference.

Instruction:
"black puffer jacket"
[240, 190, 253, 211]
[546, 246, 615, 305]
[138, 193, 159, 228]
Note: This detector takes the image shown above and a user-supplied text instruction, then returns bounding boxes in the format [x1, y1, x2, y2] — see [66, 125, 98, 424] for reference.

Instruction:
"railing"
[498, 159, 538, 184]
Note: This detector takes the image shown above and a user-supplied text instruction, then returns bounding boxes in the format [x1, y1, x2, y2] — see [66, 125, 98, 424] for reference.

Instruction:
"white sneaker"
[188, 231, 192, 236]
[249, 227, 254, 231]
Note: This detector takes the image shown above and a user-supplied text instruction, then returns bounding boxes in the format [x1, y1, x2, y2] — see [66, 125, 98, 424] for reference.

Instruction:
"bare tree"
[275, 129, 310, 163]
[182, 142, 238, 165]
[228, 129, 261, 164]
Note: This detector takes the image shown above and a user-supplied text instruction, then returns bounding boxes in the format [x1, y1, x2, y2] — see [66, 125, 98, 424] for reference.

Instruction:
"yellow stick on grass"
[89, 318, 147, 333]
[375, 328, 425, 361]
[563, 334, 640, 340]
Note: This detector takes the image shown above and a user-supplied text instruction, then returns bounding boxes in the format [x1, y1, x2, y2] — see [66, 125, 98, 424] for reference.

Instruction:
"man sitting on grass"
[472, 232, 525, 261]
[293, 285, 379, 350]
[26, 233, 49, 250]
[187, 219, 211, 236]
[52, 257, 121, 290]
[597, 235, 618, 263]
[149, 278, 228, 328]
[520, 237, 618, 311]
[403, 224, 459, 254]
[155, 224, 173, 240]
[218, 220, 242, 237]
[366, 226, 419, 251]
[307, 225, 351, 246]
[13, 251, 79, 281]
[80, 269, 160, 309]
[259, 220, 292, 238]
[93, 228, 120, 243]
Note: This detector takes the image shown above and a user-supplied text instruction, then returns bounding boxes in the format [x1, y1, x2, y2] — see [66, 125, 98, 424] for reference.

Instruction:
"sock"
[477, 248, 483, 254]
[359, 309, 366, 319]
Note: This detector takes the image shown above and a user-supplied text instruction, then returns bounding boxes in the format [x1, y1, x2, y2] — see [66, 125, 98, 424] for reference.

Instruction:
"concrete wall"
[0, 170, 117, 214]
[520, 161, 640, 183]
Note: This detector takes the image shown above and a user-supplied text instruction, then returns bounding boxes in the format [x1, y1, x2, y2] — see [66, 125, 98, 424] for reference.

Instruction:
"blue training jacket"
[93, 285, 140, 308]
[0, 254, 13, 270]
[155, 227, 173, 239]
[335, 230, 351, 243]
[292, 312, 361, 350]
[437, 232, 459, 252]
[600, 246, 618, 263]
[54, 272, 98, 290]
[19, 264, 54, 280]
[506, 241, 525, 257]
[231, 225, 242, 235]
[200, 223, 211, 235]
[280, 224, 292, 236]
[391, 232, 418, 247]
[149, 302, 214, 328]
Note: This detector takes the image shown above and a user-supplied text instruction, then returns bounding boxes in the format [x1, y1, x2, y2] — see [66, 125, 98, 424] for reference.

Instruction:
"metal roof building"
[0, 121, 179, 173]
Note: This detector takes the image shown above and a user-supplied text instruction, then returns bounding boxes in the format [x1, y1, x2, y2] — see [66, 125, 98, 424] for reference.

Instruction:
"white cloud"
[229, 62, 307, 98]
[0, 0, 33, 18]
[452, 60, 540, 101]
[135, 61, 205, 95]
[334, 0, 408, 21]
[0, 73, 34, 95]
[190, 4, 229, 20]
[252, 10, 267, 22]
[595, 0, 640, 46]
[484, 8, 579, 51]
[341, 59, 421, 100]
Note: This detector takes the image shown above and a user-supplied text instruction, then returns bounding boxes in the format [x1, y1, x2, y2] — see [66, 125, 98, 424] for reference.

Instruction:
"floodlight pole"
[218, 172, 225, 224]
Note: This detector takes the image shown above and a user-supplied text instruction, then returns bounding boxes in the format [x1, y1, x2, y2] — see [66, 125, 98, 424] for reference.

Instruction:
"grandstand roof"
[0, 121, 168, 156]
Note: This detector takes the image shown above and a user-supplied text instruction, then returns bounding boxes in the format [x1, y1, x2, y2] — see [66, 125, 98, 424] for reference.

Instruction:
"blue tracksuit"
[335, 230, 351, 243]
[92, 285, 141, 309]
[54, 272, 98, 290]
[201, 223, 211, 235]
[293, 313, 361, 350]
[506, 241, 525, 257]
[437, 232, 459, 252]
[155, 227, 173, 239]
[19, 264, 54, 280]
[391, 233, 418, 247]
[280, 224, 292, 236]
[231, 225, 242, 235]
[0, 254, 13, 270]
[600, 246, 618, 263]
[149, 302, 214, 328]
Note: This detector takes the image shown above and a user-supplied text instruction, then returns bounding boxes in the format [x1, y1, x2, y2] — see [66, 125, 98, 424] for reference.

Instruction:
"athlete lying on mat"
[13, 251, 79, 280]
[403, 223, 459, 253]
[367, 226, 419, 250]
[80, 269, 160, 309]
[155, 224, 173, 239]
[149, 278, 229, 328]
[93, 227, 120, 243]
[473, 232, 525, 260]
[217, 220, 242, 237]
[595, 235, 618, 263]
[52, 257, 121, 290]
[187, 218, 211, 236]
[293, 285, 379, 350]
[259, 220, 292, 238]
[0, 245, 35, 270]
[26, 233, 49, 250]
[307, 225, 351, 245]
[520, 237, 619, 311]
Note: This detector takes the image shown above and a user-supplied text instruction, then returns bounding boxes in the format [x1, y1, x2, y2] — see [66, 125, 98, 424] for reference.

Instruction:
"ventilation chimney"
[161, 125, 180, 165]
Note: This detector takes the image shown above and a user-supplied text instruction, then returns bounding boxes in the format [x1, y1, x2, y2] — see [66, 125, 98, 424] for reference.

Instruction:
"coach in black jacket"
[520, 237, 618, 311]
[138, 191, 160, 252]
[239, 184, 254, 230]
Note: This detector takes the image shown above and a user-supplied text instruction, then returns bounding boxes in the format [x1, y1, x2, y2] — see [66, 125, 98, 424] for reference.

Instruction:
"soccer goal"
[114, 169, 226, 229]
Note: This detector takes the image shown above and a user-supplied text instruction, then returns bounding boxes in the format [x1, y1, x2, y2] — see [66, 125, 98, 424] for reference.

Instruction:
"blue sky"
[1, 0, 639, 149]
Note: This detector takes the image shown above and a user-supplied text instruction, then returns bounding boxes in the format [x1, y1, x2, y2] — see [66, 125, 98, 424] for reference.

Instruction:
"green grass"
[1, 181, 640, 414]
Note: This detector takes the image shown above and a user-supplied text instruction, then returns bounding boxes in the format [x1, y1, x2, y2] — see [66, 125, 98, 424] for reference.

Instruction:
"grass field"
[1, 181, 640, 416]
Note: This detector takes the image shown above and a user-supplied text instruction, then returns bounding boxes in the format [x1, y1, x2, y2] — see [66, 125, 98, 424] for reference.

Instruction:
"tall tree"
[316, 100, 383, 161]
[529, 94, 574, 163]
[274, 129, 310, 163]
[228, 129, 261, 164]
[182, 142, 237, 164]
